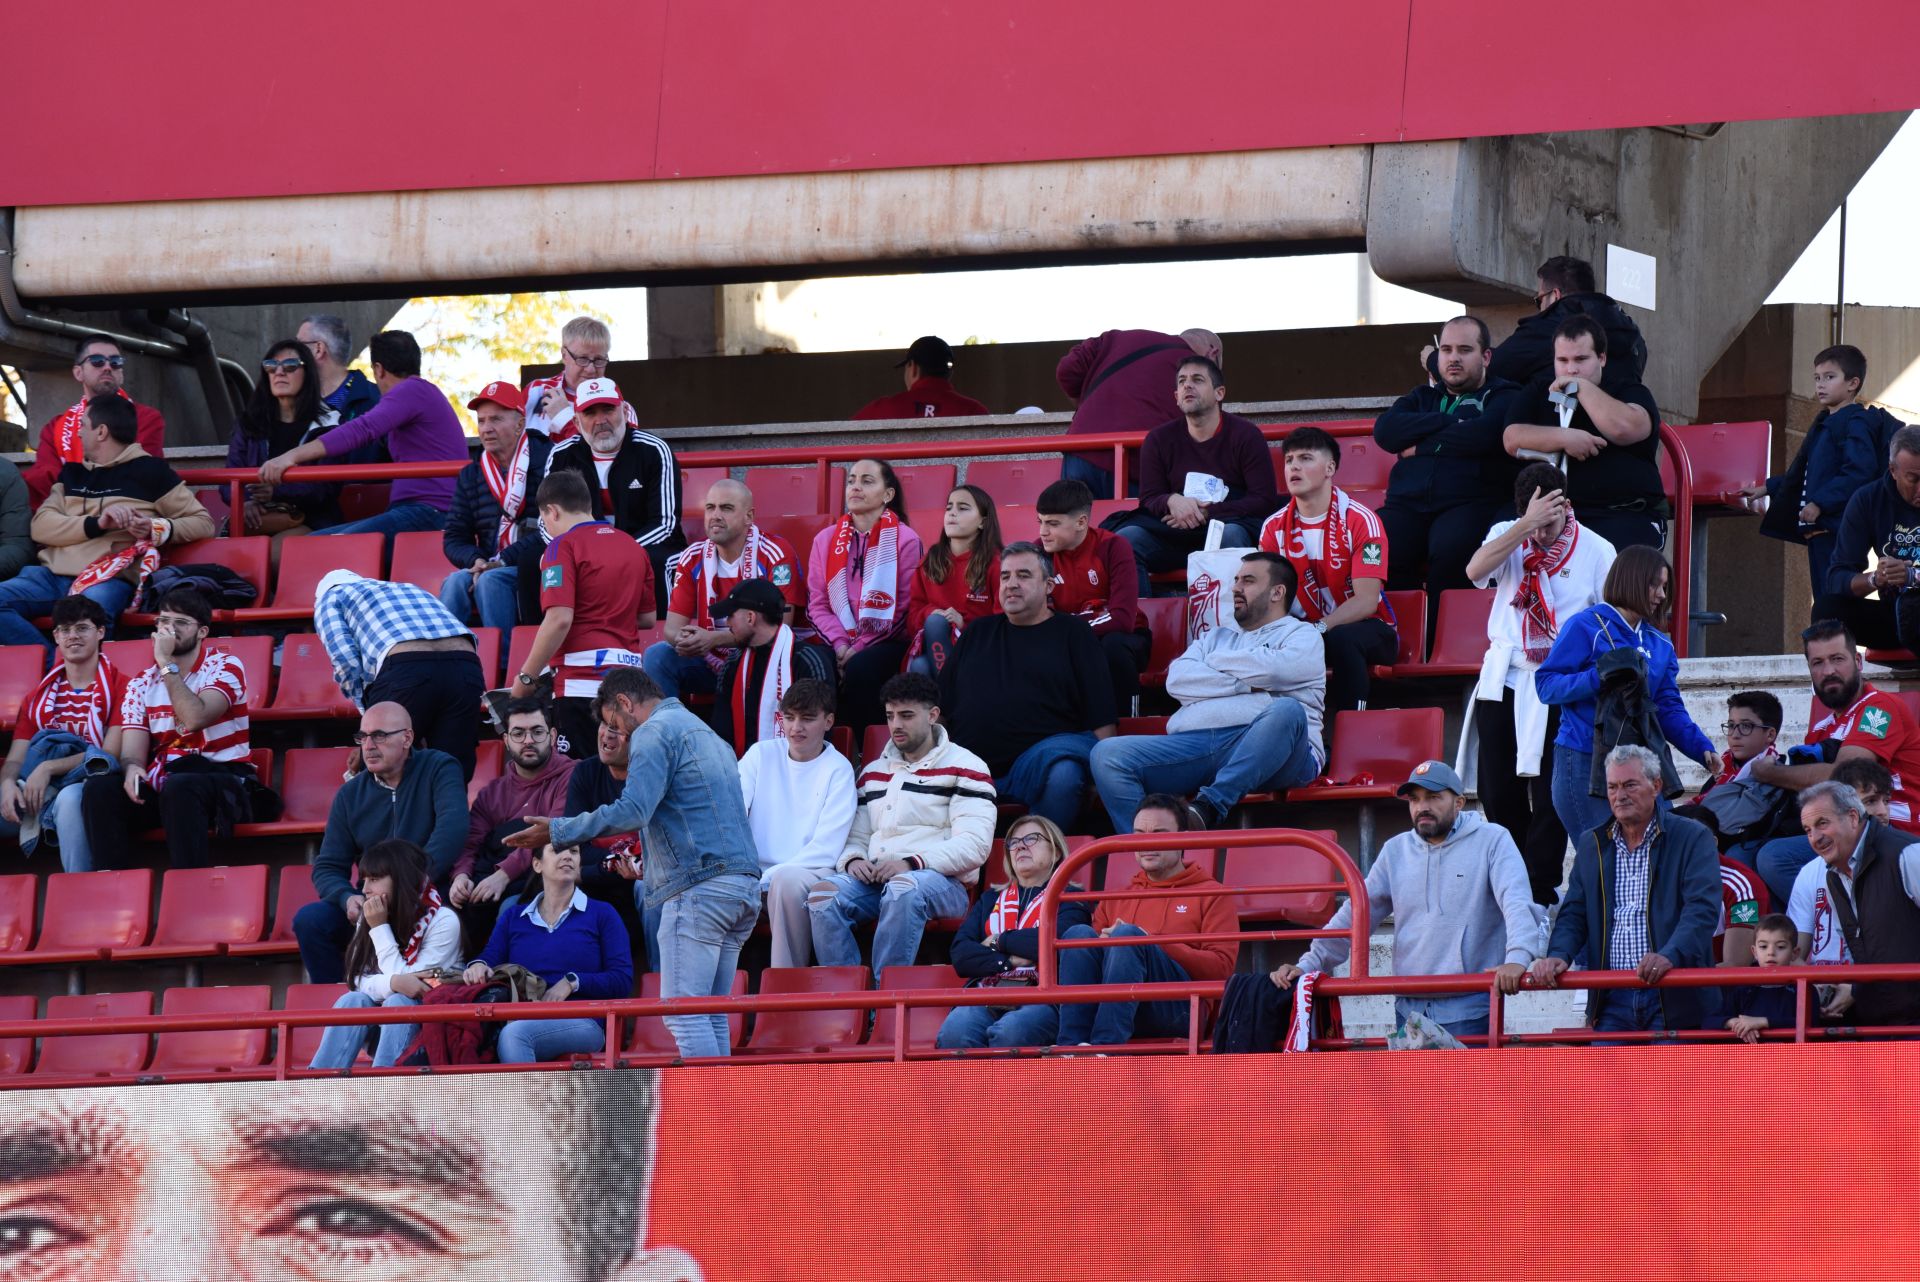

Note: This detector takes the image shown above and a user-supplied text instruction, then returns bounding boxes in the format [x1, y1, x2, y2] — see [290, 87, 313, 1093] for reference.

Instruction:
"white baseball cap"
[575, 377, 622, 410]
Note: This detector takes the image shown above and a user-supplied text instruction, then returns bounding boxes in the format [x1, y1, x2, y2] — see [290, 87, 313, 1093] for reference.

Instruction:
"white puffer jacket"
[838, 725, 996, 883]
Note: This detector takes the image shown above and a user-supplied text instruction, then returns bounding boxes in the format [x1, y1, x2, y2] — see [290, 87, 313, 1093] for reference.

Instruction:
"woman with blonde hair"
[936, 814, 1092, 1049]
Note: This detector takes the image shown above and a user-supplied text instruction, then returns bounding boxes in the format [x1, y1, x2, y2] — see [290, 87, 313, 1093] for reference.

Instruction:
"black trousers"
[1381, 500, 1497, 595]
[1102, 630, 1152, 714]
[1811, 590, 1920, 652]
[838, 639, 909, 742]
[1577, 508, 1666, 553]
[82, 769, 232, 869]
[1324, 618, 1398, 716]
[1475, 688, 1566, 906]
[367, 649, 486, 780]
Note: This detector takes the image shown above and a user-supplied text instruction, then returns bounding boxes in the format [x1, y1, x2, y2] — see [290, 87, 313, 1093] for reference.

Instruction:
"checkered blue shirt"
[314, 577, 473, 710]
[1607, 818, 1658, 971]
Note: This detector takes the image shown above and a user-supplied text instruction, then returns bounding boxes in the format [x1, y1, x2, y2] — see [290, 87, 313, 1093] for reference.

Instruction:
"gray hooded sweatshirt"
[1300, 808, 1538, 1026]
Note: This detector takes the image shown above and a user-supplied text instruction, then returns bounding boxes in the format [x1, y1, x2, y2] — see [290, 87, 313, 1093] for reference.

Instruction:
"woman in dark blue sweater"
[463, 842, 633, 1063]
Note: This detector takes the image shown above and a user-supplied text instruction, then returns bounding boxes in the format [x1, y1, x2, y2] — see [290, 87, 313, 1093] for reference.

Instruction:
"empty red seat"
[471, 627, 502, 685]
[36, 991, 152, 1078]
[149, 985, 272, 1074]
[237, 746, 351, 838]
[1138, 597, 1188, 686]
[0, 875, 34, 955]
[743, 466, 842, 516]
[1380, 590, 1427, 671]
[469, 740, 503, 804]
[890, 464, 959, 510]
[755, 513, 835, 560]
[337, 483, 391, 524]
[0, 995, 35, 1074]
[681, 466, 731, 514]
[743, 966, 870, 1054]
[389, 530, 452, 594]
[115, 865, 268, 960]
[258, 633, 355, 719]
[237, 532, 383, 620]
[861, 724, 890, 767]
[964, 458, 1054, 507]
[1413, 588, 1497, 676]
[281, 982, 353, 1067]
[1288, 707, 1445, 802]
[1672, 421, 1771, 508]
[1222, 830, 1343, 926]
[31, 869, 153, 962]
[230, 865, 321, 957]
[869, 964, 967, 1052]
[0, 645, 46, 729]
[627, 970, 748, 1055]
[1270, 432, 1395, 492]
[158, 536, 271, 607]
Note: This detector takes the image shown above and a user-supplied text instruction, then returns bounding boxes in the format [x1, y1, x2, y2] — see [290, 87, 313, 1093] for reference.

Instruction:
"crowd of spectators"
[10, 254, 1920, 1058]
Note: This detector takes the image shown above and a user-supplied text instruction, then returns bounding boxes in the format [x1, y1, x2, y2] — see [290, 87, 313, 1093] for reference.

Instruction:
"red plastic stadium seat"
[681, 466, 731, 515]
[258, 632, 356, 720]
[150, 984, 271, 1073]
[389, 530, 452, 594]
[891, 464, 959, 510]
[1288, 708, 1445, 802]
[0, 875, 34, 955]
[756, 514, 835, 560]
[0, 995, 35, 1074]
[861, 724, 890, 768]
[338, 483, 391, 524]
[115, 865, 268, 960]
[237, 746, 351, 839]
[627, 970, 749, 1055]
[36, 991, 152, 1078]
[743, 966, 870, 1054]
[105, 635, 271, 701]
[230, 865, 322, 957]
[1380, 589, 1426, 672]
[1138, 597, 1188, 686]
[964, 459, 1054, 507]
[114, 537, 273, 624]
[281, 982, 354, 1067]
[828, 725, 854, 759]
[1266, 434, 1395, 492]
[1222, 830, 1342, 926]
[29, 869, 153, 962]
[469, 740, 503, 804]
[237, 532, 383, 620]
[471, 627, 503, 685]
[868, 964, 967, 1052]
[0, 645, 46, 728]
[1672, 421, 1771, 508]
[743, 466, 843, 516]
[1117, 716, 1168, 736]
[1413, 588, 1497, 676]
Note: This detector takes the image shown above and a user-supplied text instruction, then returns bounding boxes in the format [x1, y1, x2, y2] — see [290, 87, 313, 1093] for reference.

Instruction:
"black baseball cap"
[710, 578, 785, 625]
[895, 335, 953, 370]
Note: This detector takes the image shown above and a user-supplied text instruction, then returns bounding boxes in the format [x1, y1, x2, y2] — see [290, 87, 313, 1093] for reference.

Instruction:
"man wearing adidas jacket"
[808, 671, 995, 980]
[1273, 761, 1539, 1040]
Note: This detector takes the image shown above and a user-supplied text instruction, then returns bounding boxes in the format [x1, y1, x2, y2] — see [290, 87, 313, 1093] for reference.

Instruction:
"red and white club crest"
[1188, 572, 1222, 639]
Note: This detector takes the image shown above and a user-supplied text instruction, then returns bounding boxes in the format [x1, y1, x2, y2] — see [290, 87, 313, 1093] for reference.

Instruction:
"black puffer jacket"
[1587, 647, 1684, 798]
[441, 433, 554, 571]
[1488, 292, 1649, 393]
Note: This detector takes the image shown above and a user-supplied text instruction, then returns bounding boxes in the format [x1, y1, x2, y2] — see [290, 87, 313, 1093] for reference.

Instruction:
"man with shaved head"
[644, 478, 810, 701]
[1056, 325, 1222, 496]
[0, 1072, 700, 1280]
[293, 700, 469, 984]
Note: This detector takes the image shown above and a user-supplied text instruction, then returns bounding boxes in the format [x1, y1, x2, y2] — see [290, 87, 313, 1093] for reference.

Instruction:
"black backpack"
[139, 563, 259, 611]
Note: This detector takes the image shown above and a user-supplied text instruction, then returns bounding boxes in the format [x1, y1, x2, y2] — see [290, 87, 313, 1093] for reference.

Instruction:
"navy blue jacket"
[1763, 403, 1904, 543]
[441, 433, 554, 571]
[949, 879, 1093, 979]
[1372, 378, 1521, 510]
[1825, 472, 1920, 597]
[478, 891, 634, 1000]
[1548, 812, 1720, 1030]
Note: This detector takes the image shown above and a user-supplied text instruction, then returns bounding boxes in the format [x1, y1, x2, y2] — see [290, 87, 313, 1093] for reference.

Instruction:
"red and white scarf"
[479, 434, 532, 552]
[824, 510, 902, 638]
[1512, 515, 1581, 663]
[49, 389, 131, 465]
[700, 526, 774, 630]
[986, 882, 1046, 936]
[24, 654, 119, 746]
[1267, 486, 1356, 619]
[402, 885, 448, 964]
[1283, 971, 1323, 1053]
[728, 623, 793, 755]
[68, 529, 166, 599]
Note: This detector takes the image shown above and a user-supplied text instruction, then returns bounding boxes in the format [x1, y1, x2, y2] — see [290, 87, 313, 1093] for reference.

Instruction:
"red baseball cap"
[466, 381, 526, 412]
[575, 376, 623, 410]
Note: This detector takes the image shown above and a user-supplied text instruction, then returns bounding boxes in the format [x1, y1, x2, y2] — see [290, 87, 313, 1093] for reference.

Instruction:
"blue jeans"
[1055, 923, 1191, 1044]
[317, 500, 446, 547]
[1090, 698, 1321, 831]
[1060, 454, 1137, 501]
[1116, 515, 1257, 596]
[1592, 986, 1670, 1038]
[642, 641, 719, 701]
[1550, 746, 1614, 847]
[936, 1000, 1059, 1049]
[439, 564, 521, 633]
[997, 732, 1096, 830]
[308, 991, 420, 1069]
[0, 566, 134, 654]
[1757, 836, 1816, 910]
[658, 873, 759, 1058]
[810, 868, 971, 980]
[495, 1015, 607, 1064]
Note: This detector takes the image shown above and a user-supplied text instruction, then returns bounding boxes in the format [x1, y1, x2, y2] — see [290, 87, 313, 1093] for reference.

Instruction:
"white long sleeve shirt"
[353, 908, 463, 1000]
[739, 740, 858, 881]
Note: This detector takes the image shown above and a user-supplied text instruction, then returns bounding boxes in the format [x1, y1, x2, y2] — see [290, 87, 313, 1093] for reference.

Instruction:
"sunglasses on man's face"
[78, 354, 126, 370]
[261, 358, 304, 372]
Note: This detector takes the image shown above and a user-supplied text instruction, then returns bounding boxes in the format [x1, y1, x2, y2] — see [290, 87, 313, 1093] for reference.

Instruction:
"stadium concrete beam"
[1366, 112, 1909, 418]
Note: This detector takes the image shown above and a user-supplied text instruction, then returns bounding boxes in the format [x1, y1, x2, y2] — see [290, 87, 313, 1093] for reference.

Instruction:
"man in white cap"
[1270, 759, 1539, 1042]
[541, 374, 685, 593]
[313, 569, 487, 780]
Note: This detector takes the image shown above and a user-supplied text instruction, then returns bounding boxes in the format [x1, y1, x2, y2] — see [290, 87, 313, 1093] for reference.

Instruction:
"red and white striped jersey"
[119, 646, 250, 784]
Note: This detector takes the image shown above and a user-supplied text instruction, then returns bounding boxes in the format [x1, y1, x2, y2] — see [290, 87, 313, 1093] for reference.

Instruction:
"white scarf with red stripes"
[824, 510, 901, 638]
[728, 623, 793, 755]
[479, 433, 532, 552]
[23, 654, 119, 746]
[68, 528, 167, 599]
[986, 882, 1045, 936]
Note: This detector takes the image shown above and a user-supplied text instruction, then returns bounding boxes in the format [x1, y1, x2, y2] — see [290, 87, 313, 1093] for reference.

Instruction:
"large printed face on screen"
[0, 1071, 697, 1282]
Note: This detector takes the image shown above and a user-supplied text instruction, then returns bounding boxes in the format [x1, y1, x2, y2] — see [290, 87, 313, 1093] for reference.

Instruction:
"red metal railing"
[176, 418, 1701, 656]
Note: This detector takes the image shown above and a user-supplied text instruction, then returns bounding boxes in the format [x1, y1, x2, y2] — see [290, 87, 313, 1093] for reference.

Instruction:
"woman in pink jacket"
[807, 457, 923, 742]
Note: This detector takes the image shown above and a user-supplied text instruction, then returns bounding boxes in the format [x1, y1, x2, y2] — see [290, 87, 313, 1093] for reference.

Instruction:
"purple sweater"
[317, 376, 468, 510]
[1139, 412, 1277, 525]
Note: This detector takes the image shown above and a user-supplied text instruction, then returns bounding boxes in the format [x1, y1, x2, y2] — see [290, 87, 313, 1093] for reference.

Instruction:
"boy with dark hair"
[1751, 343, 1904, 593]
[1713, 914, 1799, 1041]
[742, 678, 857, 967]
[1834, 755, 1895, 820]
[1262, 423, 1397, 714]
[1034, 477, 1151, 712]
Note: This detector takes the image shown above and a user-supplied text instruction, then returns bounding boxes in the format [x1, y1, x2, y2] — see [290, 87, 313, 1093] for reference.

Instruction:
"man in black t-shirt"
[939, 542, 1117, 828]
[1501, 315, 1666, 551]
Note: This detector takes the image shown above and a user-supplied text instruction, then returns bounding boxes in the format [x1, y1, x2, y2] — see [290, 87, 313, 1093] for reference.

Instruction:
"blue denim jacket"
[17, 728, 118, 857]
[550, 699, 760, 908]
